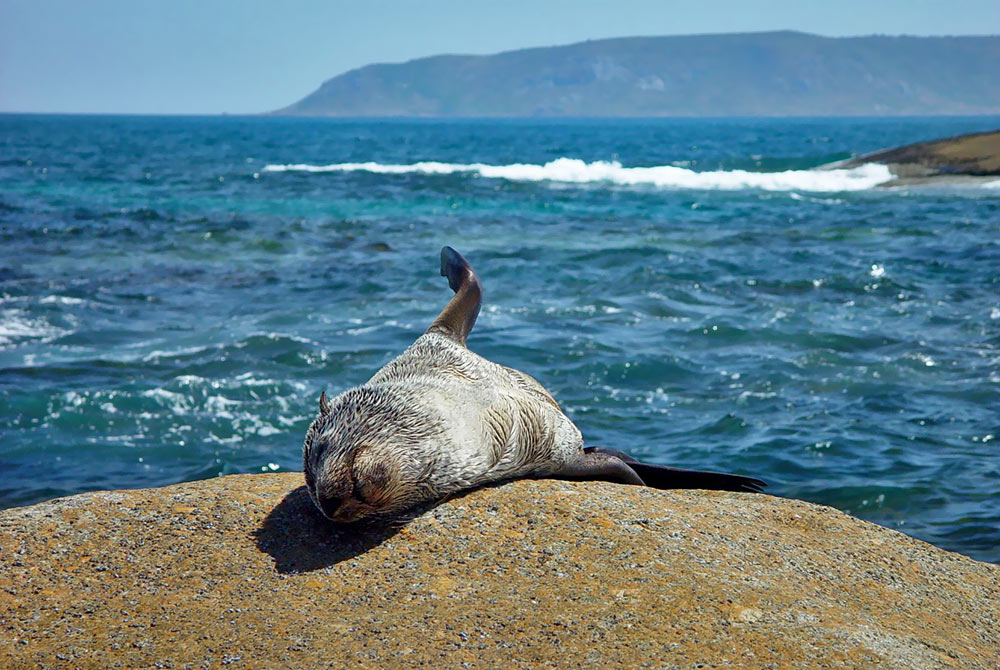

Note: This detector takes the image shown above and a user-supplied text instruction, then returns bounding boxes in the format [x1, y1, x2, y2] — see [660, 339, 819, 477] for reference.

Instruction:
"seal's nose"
[318, 496, 342, 519]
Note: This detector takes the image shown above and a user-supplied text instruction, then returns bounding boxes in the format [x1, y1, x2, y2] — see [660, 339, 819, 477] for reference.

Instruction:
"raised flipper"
[427, 246, 482, 346]
[580, 446, 767, 493]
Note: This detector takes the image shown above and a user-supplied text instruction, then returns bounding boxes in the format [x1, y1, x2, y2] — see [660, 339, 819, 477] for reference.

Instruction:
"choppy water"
[1, 115, 998, 563]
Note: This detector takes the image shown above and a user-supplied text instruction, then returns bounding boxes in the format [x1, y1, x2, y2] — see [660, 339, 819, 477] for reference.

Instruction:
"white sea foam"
[39, 295, 86, 305]
[142, 345, 209, 362]
[141, 388, 192, 414]
[262, 158, 893, 192]
[205, 395, 240, 419]
[0, 309, 71, 346]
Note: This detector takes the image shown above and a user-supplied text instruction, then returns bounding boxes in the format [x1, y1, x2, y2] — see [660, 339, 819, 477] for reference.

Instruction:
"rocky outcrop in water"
[830, 128, 1000, 186]
[2, 474, 998, 668]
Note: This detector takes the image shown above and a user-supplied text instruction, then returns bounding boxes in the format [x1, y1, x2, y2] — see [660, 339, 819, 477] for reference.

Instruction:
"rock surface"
[832, 128, 1000, 186]
[2, 474, 998, 668]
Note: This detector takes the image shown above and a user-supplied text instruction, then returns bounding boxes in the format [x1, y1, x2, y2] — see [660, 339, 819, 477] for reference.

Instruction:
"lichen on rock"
[1, 473, 998, 668]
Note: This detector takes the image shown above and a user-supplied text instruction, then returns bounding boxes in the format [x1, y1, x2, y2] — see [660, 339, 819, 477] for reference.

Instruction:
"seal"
[303, 247, 765, 522]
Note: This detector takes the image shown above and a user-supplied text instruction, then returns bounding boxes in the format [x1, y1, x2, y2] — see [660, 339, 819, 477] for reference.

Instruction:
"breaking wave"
[262, 158, 894, 192]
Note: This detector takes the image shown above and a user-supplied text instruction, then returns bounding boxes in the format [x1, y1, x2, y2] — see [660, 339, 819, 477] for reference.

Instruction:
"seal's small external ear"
[319, 391, 331, 416]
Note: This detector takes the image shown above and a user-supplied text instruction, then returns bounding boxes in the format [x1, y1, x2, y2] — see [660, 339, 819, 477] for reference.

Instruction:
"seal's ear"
[319, 391, 331, 416]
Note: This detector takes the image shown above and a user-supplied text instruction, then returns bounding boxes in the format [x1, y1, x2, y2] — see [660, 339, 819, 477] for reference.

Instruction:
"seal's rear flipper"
[427, 246, 482, 346]
[583, 446, 767, 493]
[552, 451, 645, 486]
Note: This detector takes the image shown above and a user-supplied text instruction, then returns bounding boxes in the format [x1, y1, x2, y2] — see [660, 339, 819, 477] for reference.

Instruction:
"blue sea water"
[1, 114, 998, 563]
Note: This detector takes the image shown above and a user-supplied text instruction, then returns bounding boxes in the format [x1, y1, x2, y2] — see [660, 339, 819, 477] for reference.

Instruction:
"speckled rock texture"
[2, 474, 998, 669]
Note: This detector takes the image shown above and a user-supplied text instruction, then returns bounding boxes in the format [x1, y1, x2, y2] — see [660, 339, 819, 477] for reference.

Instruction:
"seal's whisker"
[301, 247, 766, 525]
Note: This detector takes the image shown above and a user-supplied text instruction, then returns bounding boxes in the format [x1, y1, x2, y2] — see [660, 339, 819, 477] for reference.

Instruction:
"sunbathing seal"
[302, 247, 764, 522]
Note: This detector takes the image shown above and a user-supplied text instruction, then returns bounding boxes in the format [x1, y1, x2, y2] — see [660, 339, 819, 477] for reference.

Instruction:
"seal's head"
[302, 388, 440, 522]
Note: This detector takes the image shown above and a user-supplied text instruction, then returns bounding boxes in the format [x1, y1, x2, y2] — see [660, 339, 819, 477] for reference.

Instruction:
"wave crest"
[262, 158, 893, 192]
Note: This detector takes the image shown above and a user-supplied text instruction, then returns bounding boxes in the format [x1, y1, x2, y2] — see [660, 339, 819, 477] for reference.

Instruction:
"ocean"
[1, 114, 998, 563]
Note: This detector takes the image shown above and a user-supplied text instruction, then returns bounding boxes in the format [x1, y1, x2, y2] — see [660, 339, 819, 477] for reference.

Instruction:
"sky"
[1, 0, 998, 114]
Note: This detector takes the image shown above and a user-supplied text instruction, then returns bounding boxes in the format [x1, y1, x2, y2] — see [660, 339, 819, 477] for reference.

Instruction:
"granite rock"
[830, 128, 1000, 186]
[2, 474, 998, 668]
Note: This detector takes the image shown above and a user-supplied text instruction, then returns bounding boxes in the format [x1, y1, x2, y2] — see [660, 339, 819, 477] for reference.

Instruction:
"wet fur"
[303, 247, 764, 522]
[302, 332, 583, 521]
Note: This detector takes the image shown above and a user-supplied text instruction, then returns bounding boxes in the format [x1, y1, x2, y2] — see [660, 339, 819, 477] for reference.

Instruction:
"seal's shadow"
[253, 486, 408, 573]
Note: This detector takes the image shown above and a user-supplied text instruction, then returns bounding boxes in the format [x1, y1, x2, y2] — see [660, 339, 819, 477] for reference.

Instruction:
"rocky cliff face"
[2, 474, 998, 668]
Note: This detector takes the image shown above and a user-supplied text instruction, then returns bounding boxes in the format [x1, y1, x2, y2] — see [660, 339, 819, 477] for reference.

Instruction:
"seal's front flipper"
[552, 451, 645, 486]
[427, 246, 482, 346]
[584, 446, 767, 493]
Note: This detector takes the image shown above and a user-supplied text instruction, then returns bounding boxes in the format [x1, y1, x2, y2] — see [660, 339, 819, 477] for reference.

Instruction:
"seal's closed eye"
[302, 246, 766, 524]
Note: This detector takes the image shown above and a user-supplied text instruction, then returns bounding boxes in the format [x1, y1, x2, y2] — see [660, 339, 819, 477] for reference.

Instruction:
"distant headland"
[272, 31, 1000, 118]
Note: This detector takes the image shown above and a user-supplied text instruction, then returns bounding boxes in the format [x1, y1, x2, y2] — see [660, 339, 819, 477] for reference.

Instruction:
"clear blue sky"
[1, 0, 998, 114]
